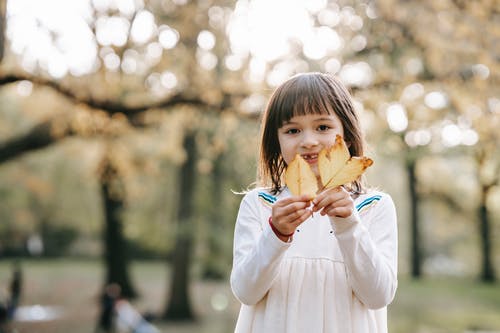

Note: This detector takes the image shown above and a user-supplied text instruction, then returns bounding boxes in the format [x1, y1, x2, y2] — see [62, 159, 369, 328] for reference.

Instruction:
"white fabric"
[230, 187, 398, 333]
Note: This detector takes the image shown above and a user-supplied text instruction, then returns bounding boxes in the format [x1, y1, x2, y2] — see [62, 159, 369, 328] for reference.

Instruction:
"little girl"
[230, 72, 398, 333]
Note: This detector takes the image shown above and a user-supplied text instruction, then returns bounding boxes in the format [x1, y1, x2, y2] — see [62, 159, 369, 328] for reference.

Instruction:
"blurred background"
[0, 0, 498, 332]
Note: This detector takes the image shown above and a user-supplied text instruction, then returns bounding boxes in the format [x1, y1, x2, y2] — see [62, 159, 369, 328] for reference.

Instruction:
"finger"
[276, 206, 311, 225]
[294, 209, 313, 224]
[273, 199, 312, 219]
[323, 206, 353, 218]
[272, 209, 311, 235]
[282, 200, 312, 215]
[321, 199, 354, 216]
[313, 186, 340, 202]
[274, 205, 313, 228]
[278, 211, 312, 232]
[275, 194, 313, 207]
[312, 194, 338, 212]
[313, 188, 349, 212]
[318, 196, 352, 215]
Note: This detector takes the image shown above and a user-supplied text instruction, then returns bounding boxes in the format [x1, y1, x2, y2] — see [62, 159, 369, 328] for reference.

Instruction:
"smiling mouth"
[301, 153, 318, 162]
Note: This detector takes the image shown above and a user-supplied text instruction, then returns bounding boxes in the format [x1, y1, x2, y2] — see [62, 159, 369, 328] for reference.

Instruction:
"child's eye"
[285, 128, 300, 134]
[317, 125, 331, 131]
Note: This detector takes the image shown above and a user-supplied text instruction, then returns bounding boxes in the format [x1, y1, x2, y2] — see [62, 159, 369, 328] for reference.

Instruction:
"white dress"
[230, 187, 398, 333]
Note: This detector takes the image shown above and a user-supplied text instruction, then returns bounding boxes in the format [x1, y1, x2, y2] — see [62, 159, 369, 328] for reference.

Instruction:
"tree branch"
[0, 119, 73, 163]
[0, 72, 218, 114]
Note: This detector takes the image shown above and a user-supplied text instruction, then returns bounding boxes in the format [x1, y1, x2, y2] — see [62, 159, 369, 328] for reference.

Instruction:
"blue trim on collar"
[258, 191, 277, 205]
[356, 195, 382, 211]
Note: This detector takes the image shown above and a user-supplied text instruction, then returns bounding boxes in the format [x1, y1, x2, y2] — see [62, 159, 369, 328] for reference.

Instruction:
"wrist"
[330, 210, 359, 234]
[269, 217, 294, 241]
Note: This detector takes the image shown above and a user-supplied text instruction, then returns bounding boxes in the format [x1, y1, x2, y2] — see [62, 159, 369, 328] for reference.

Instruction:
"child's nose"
[300, 131, 319, 148]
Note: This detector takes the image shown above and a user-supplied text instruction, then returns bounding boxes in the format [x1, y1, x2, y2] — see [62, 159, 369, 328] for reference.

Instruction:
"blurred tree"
[0, 0, 247, 319]
[0, 0, 497, 324]
[473, 117, 498, 282]
[0, 117, 73, 163]
[200, 150, 228, 280]
[359, 0, 499, 280]
[197, 114, 239, 280]
[99, 150, 137, 297]
[164, 130, 196, 319]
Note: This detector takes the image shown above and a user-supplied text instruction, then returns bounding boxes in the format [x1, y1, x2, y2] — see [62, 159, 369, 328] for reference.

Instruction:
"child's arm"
[230, 192, 311, 305]
[314, 189, 398, 309]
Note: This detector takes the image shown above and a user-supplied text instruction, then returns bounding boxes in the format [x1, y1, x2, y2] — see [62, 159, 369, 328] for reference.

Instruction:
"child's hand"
[271, 195, 313, 241]
[312, 186, 354, 218]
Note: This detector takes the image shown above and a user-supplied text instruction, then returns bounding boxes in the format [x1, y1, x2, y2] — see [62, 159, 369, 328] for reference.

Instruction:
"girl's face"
[278, 113, 344, 179]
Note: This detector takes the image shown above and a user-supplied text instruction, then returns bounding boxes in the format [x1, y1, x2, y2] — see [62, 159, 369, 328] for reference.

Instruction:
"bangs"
[268, 74, 337, 128]
[259, 72, 365, 194]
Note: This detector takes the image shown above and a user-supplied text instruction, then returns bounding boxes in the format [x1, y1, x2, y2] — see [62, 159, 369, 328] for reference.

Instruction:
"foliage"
[0, 112, 254, 254]
[0, 0, 498, 279]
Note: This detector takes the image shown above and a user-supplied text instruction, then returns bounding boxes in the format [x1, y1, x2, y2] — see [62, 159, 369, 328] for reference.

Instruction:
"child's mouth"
[301, 153, 318, 164]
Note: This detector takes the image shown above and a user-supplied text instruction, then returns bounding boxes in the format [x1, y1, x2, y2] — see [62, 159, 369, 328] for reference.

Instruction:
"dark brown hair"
[257, 72, 366, 194]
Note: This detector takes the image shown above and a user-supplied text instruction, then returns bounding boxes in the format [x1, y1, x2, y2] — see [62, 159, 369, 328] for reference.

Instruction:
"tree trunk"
[407, 158, 422, 278]
[163, 132, 196, 320]
[479, 184, 495, 282]
[201, 152, 226, 280]
[100, 158, 137, 298]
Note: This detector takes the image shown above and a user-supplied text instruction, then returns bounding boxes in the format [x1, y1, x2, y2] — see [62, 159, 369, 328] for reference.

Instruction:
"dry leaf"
[322, 156, 373, 188]
[318, 135, 350, 185]
[319, 135, 373, 189]
[284, 135, 373, 196]
[284, 154, 318, 196]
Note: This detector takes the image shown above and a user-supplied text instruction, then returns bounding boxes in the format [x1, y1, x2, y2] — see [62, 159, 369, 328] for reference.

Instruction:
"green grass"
[0, 259, 239, 333]
[389, 278, 500, 333]
[0, 259, 499, 333]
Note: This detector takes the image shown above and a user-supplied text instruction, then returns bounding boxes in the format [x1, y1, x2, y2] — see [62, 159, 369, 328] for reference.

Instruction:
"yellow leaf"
[284, 154, 318, 197]
[318, 135, 350, 187]
[323, 156, 373, 188]
[320, 135, 373, 189]
[284, 135, 373, 196]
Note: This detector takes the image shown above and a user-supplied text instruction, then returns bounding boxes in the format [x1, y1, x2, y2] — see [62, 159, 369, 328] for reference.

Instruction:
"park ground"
[0, 259, 499, 333]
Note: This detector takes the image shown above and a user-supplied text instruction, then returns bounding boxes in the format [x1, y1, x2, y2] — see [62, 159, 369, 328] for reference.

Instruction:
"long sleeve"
[331, 193, 398, 309]
[230, 192, 291, 305]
